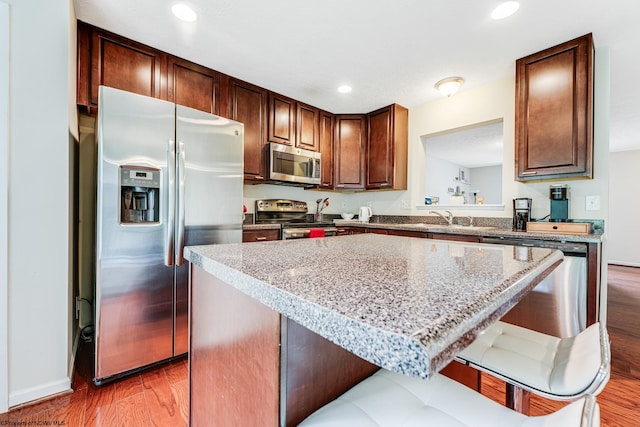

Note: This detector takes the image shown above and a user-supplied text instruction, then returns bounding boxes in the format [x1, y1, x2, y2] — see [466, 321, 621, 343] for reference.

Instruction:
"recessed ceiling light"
[337, 85, 352, 94]
[172, 3, 197, 22]
[491, 1, 520, 20]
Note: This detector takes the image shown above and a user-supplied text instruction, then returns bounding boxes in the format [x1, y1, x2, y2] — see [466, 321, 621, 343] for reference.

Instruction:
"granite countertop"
[185, 234, 563, 380]
[333, 220, 604, 243]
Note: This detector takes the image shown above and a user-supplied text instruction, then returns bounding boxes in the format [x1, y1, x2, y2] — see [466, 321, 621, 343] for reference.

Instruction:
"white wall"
[1, 0, 10, 415]
[470, 165, 502, 205]
[4, 0, 72, 407]
[608, 150, 640, 266]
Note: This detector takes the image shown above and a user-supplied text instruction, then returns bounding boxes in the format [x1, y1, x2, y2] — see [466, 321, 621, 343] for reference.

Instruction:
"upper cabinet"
[225, 77, 268, 183]
[168, 56, 220, 115]
[268, 92, 296, 146]
[318, 111, 335, 189]
[334, 115, 367, 190]
[366, 104, 408, 190]
[515, 34, 594, 181]
[296, 103, 320, 151]
[77, 22, 167, 112]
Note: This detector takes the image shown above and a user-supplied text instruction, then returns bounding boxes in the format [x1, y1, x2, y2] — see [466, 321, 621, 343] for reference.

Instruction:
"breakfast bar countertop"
[185, 234, 563, 380]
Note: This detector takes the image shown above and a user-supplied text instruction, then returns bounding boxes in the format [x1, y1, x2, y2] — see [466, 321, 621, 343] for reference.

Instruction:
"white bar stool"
[298, 369, 599, 427]
[456, 321, 610, 413]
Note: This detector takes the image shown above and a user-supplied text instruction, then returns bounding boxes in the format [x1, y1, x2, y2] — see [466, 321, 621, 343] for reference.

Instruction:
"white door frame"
[0, 0, 10, 414]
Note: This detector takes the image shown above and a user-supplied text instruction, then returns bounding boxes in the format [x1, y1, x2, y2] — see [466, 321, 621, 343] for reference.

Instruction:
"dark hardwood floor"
[1, 265, 639, 426]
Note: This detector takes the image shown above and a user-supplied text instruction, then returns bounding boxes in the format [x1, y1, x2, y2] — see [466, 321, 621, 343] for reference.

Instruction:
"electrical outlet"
[585, 195, 600, 211]
[367, 201, 372, 208]
[401, 200, 412, 209]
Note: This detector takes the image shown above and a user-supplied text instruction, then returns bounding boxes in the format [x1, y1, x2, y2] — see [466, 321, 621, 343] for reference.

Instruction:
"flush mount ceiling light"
[491, 1, 520, 20]
[172, 3, 197, 22]
[434, 77, 465, 97]
[337, 85, 352, 94]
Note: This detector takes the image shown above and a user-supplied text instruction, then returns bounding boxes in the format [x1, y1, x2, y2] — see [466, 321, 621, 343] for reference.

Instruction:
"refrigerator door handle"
[176, 141, 186, 266]
[165, 139, 176, 267]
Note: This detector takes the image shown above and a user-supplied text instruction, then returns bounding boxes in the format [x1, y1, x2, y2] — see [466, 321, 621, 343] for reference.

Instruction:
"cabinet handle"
[336, 184, 345, 188]
[255, 175, 265, 180]
[521, 171, 537, 175]
[256, 237, 267, 241]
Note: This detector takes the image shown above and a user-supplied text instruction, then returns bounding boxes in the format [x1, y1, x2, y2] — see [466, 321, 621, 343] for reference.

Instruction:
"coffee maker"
[549, 184, 569, 222]
[513, 198, 532, 231]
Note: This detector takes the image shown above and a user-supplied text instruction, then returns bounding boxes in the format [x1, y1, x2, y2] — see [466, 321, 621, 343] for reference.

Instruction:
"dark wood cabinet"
[167, 56, 220, 115]
[242, 229, 280, 242]
[334, 115, 367, 190]
[366, 104, 408, 190]
[515, 34, 593, 181]
[268, 92, 296, 146]
[387, 229, 427, 238]
[77, 21, 167, 112]
[336, 227, 366, 236]
[296, 102, 319, 151]
[226, 77, 268, 183]
[427, 233, 482, 243]
[318, 111, 335, 189]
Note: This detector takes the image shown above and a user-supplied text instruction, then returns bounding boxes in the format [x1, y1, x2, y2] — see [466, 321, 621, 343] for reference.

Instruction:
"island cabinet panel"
[318, 111, 335, 189]
[190, 265, 382, 427]
[225, 77, 269, 183]
[79, 22, 167, 111]
[334, 115, 367, 190]
[515, 33, 593, 181]
[366, 104, 408, 190]
[284, 318, 379, 427]
[268, 92, 296, 146]
[167, 56, 220, 115]
[190, 266, 281, 427]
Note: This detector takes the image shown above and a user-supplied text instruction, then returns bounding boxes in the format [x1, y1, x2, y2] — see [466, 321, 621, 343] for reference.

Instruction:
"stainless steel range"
[254, 199, 337, 239]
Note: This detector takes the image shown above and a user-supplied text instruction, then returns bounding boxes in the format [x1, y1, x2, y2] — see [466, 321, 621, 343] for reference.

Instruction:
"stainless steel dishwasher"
[483, 237, 587, 337]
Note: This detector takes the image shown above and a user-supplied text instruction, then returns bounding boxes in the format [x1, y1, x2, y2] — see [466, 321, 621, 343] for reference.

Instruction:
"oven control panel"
[255, 199, 308, 213]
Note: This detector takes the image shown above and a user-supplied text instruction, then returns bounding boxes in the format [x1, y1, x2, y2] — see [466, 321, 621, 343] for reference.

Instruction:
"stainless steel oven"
[254, 199, 337, 239]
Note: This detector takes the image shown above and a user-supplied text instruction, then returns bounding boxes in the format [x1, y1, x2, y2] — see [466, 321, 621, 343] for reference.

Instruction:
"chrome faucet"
[430, 210, 453, 225]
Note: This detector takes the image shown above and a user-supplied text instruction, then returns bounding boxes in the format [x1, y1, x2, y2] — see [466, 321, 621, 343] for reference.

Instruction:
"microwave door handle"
[175, 141, 186, 266]
[165, 140, 176, 267]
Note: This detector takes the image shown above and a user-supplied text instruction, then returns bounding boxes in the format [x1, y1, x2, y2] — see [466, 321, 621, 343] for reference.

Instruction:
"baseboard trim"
[608, 261, 640, 268]
[8, 377, 71, 408]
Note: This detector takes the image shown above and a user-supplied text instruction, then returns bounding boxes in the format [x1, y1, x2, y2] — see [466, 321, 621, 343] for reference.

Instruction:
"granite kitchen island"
[185, 234, 563, 426]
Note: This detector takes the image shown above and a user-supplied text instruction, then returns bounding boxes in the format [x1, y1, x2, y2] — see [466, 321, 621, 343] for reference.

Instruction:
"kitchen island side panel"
[189, 265, 281, 426]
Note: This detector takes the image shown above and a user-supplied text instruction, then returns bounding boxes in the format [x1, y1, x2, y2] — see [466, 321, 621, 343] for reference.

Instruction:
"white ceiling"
[74, 0, 640, 152]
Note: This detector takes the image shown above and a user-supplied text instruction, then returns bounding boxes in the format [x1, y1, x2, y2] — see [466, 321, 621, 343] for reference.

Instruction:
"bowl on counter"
[341, 213, 355, 220]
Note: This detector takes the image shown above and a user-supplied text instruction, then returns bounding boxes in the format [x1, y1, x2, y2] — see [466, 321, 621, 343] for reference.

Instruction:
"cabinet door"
[268, 92, 296, 146]
[297, 102, 319, 151]
[318, 111, 334, 189]
[516, 34, 593, 181]
[88, 26, 167, 108]
[242, 229, 281, 242]
[334, 115, 366, 190]
[228, 78, 268, 182]
[366, 104, 408, 190]
[427, 233, 481, 243]
[168, 56, 220, 115]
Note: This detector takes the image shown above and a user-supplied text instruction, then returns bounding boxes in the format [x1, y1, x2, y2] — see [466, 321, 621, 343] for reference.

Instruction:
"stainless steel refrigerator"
[94, 86, 243, 383]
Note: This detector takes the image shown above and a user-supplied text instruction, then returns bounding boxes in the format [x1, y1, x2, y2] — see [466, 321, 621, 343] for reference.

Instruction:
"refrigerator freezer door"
[173, 106, 244, 355]
[95, 87, 176, 380]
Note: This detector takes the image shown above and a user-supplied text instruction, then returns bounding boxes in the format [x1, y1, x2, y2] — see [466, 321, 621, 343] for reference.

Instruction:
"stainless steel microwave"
[268, 143, 321, 185]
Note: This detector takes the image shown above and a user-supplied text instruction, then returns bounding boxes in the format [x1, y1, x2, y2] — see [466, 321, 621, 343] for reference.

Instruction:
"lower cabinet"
[427, 232, 482, 243]
[242, 229, 280, 242]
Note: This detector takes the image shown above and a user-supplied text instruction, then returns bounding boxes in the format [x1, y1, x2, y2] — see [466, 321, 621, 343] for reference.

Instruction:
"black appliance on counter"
[254, 199, 337, 239]
[550, 184, 569, 222]
[513, 198, 532, 231]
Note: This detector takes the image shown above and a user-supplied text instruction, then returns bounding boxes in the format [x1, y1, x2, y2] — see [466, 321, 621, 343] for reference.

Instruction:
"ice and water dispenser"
[120, 166, 160, 223]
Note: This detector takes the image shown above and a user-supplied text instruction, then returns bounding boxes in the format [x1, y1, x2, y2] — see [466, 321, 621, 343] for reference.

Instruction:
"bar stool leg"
[506, 383, 530, 414]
